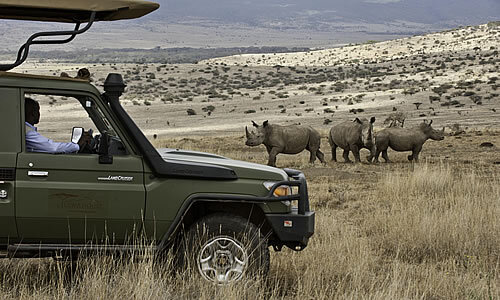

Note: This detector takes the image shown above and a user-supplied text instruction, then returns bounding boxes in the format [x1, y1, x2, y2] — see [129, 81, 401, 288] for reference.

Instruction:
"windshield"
[77, 96, 116, 137]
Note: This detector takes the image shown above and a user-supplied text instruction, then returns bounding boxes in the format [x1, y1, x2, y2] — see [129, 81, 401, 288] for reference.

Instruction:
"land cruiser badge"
[98, 175, 133, 182]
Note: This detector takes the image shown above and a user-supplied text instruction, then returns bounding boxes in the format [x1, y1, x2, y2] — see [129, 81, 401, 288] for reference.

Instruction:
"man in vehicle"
[25, 97, 91, 153]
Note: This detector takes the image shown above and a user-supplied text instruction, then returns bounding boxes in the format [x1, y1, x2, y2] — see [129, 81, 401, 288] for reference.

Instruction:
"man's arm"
[26, 130, 80, 153]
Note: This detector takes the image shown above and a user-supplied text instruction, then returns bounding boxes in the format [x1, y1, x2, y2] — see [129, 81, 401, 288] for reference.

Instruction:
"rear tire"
[178, 213, 270, 284]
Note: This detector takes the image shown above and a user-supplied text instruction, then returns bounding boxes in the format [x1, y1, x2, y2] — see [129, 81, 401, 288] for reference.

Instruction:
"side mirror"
[71, 127, 84, 144]
[98, 132, 113, 164]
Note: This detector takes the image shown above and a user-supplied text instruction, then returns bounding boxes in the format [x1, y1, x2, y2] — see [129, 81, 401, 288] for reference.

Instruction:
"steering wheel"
[77, 129, 100, 154]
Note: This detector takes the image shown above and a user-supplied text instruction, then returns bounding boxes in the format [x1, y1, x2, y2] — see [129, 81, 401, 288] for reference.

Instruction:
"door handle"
[28, 171, 49, 177]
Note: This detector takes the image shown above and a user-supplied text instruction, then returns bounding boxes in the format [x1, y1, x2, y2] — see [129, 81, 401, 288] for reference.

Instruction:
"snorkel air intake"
[102, 73, 237, 180]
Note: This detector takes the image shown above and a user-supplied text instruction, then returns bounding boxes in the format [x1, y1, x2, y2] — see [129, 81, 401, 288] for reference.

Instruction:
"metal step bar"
[7, 242, 156, 258]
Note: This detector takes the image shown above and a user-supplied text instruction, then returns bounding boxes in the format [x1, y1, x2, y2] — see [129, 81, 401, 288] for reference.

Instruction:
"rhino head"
[245, 120, 268, 146]
[355, 117, 376, 148]
[420, 120, 445, 141]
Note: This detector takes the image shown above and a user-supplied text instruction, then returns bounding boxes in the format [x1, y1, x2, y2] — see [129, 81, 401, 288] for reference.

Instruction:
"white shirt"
[25, 122, 80, 153]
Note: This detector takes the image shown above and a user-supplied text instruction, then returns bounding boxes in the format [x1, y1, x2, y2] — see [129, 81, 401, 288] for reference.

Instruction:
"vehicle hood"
[157, 148, 287, 181]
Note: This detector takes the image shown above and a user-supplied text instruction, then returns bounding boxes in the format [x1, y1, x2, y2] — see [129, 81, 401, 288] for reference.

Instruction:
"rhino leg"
[316, 149, 326, 164]
[331, 143, 338, 162]
[366, 144, 377, 163]
[342, 149, 352, 163]
[351, 145, 361, 163]
[267, 147, 282, 167]
[381, 150, 391, 163]
[308, 150, 317, 164]
[411, 145, 422, 162]
[265, 145, 272, 154]
[372, 149, 380, 163]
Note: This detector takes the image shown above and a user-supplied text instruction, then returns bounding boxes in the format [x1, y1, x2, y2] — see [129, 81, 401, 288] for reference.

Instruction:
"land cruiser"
[0, 0, 314, 284]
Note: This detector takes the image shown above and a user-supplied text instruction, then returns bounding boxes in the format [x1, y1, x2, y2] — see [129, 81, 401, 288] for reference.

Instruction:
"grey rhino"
[245, 120, 326, 167]
[371, 120, 445, 163]
[328, 117, 376, 163]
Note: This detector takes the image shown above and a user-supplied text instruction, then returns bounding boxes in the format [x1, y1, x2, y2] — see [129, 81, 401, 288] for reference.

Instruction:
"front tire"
[178, 213, 270, 284]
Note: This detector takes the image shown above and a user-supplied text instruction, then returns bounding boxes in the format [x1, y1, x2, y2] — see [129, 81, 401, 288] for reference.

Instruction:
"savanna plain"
[1, 23, 499, 299]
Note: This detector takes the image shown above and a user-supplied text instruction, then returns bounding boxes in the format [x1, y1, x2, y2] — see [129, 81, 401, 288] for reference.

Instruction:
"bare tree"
[383, 112, 406, 128]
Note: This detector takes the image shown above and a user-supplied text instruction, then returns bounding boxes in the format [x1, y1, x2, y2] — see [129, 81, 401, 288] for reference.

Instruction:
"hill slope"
[203, 23, 500, 66]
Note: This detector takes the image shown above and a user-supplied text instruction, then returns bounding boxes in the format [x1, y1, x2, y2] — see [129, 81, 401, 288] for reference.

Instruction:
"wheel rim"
[197, 236, 248, 284]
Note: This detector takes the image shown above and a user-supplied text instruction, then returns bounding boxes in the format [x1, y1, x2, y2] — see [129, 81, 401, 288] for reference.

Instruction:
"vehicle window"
[24, 93, 127, 155]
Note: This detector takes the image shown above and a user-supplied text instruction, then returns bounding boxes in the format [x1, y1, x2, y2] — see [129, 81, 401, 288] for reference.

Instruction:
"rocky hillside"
[203, 23, 500, 67]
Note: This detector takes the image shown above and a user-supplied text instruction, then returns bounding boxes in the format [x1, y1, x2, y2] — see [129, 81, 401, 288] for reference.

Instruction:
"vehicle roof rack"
[0, 0, 159, 71]
[0, 12, 96, 71]
[0, 0, 159, 22]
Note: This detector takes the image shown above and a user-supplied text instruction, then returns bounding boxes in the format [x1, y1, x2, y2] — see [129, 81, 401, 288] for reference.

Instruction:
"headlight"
[263, 181, 291, 197]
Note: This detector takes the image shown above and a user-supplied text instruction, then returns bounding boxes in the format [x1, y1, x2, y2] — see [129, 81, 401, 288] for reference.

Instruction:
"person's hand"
[77, 131, 92, 149]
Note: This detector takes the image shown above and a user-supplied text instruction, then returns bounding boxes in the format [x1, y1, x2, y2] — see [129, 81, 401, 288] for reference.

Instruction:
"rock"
[479, 142, 494, 147]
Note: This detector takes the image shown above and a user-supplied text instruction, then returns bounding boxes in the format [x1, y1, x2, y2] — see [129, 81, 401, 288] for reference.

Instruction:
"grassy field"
[1, 131, 498, 299]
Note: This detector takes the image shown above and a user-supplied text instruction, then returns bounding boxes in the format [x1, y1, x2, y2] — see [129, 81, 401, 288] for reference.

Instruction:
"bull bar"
[265, 168, 310, 214]
[263, 168, 315, 251]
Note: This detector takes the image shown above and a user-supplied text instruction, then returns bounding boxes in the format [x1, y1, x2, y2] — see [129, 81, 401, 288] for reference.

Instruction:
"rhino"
[245, 120, 325, 167]
[328, 117, 376, 163]
[370, 120, 445, 163]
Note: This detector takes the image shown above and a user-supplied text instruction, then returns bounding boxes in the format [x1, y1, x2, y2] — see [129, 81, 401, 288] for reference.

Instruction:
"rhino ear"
[245, 126, 250, 138]
[263, 120, 269, 127]
[370, 116, 376, 124]
[252, 120, 259, 127]
[429, 120, 433, 126]
[354, 118, 362, 124]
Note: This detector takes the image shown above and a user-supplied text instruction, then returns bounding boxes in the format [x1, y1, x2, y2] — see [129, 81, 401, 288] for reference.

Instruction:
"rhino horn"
[245, 126, 250, 138]
[429, 120, 433, 125]
[252, 120, 259, 127]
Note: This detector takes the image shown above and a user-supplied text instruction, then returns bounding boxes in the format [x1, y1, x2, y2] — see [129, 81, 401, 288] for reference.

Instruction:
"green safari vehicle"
[0, 0, 314, 284]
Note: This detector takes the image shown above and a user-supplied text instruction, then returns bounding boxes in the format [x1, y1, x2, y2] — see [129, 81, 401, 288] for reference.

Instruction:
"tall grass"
[366, 164, 499, 264]
[0, 163, 498, 299]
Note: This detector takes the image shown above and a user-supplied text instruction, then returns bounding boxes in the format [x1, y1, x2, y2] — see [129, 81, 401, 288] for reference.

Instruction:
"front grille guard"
[264, 168, 310, 215]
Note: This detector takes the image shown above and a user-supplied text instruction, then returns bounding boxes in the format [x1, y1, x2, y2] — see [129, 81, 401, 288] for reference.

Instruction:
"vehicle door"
[0, 88, 20, 243]
[15, 91, 146, 244]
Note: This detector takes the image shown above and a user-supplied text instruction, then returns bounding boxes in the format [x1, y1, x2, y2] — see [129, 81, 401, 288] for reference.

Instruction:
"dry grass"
[1, 133, 499, 299]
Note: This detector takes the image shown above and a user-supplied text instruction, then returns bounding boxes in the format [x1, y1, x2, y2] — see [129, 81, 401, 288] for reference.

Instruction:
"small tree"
[383, 112, 406, 128]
